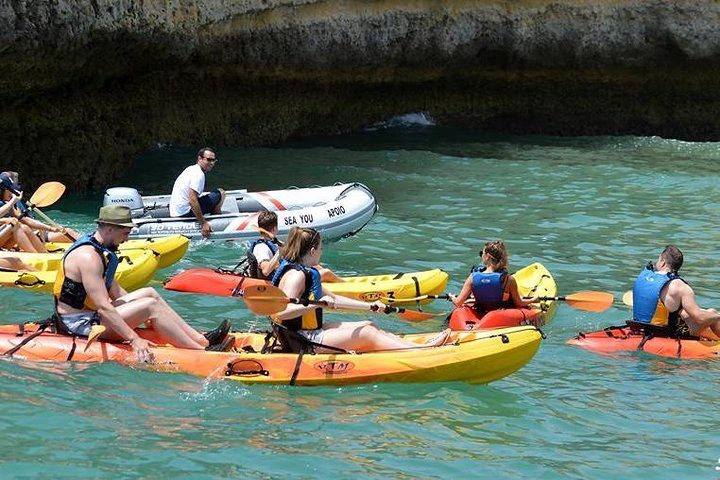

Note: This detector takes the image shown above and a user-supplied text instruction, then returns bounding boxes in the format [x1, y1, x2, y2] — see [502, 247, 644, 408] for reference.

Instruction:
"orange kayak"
[0, 323, 543, 385]
[567, 324, 720, 359]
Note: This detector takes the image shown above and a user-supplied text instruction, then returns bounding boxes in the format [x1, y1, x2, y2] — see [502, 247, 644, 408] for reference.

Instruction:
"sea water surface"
[2, 123, 720, 478]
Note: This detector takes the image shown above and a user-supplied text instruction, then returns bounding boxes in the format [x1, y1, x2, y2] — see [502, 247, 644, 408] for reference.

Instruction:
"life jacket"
[246, 238, 279, 280]
[470, 266, 511, 311]
[53, 233, 119, 311]
[632, 263, 684, 327]
[271, 259, 323, 330]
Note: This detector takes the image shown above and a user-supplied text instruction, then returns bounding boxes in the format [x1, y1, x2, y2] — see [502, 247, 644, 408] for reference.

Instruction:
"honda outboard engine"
[103, 187, 144, 216]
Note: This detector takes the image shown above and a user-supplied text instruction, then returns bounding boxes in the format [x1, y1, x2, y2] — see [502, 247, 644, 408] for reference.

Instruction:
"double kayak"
[448, 263, 557, 330]
[0, 323, 543, 385]
[567, 323, 720, 359]
[0, 248, 158, 293]
[44, 234, 190, 269]
[164, 268, 450, 306]
[103, 183, 378, 242]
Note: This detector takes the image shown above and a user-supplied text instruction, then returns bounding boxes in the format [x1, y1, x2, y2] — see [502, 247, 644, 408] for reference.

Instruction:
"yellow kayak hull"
[1, 324, 542, 385]
[0, 249, 159, 293]
[513, 262, 558, 325]
[46, 234, 189, 269]
[326, 268, 449, 305]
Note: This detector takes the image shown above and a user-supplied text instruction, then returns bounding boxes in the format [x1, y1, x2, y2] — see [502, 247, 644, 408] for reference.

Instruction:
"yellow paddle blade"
[28, 181, 66, 208]
[622, 290, 633, 307]
[243, 284, 290, 315]
[84, 325, 106, 352]
[564, 291, 615, 312]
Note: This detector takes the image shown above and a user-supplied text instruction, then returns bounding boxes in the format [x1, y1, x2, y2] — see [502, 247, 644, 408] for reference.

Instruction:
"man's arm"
[188, 189, 212, 237]
[677, 282, 720, 329]
[78, 250, 140, 341]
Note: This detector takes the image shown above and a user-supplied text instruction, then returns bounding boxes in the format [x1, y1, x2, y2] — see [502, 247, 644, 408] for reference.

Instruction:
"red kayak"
[567, 324, 720, 359]
[448, 305, 544, 330]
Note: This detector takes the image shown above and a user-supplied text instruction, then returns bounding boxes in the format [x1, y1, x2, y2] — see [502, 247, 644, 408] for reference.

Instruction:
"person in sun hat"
[168, 147, 226, 238]
[53, 205, 234, 363]
[0, 171, 80, 244]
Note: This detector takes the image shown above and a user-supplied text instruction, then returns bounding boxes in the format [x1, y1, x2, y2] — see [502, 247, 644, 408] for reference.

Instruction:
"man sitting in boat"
[168, 147, 226, 238]
[247, 210, 344, 282]
[449, 241, 538, 311]
[632, 245, 720, 339]
[54, 205, 234, 362]
[269, 226, 449, 353]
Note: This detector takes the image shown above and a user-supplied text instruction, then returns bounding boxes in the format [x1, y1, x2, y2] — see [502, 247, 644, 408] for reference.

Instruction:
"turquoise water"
[2, 127, 720, 478]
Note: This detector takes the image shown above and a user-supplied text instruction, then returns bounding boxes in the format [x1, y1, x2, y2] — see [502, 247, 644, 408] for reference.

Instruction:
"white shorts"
[298, 328, 325, 345]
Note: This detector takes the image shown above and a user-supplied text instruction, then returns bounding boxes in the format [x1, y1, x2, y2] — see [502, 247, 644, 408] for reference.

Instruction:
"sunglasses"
[203, 157, 217, 163]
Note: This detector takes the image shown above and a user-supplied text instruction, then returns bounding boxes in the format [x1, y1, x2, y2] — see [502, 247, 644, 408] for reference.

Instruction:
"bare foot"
[425, 328, 451, 347]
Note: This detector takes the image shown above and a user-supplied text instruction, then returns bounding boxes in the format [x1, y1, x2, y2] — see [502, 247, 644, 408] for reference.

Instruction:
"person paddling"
[0, 173, 49, 252]
[269, 226, 449, 353]
[449, 240, 539, 311]
[53, 205, 234, 362]
[0, 171, 80, 243]
[631, 245, 720, 339]
[246, 210, 344, 282]
[168, 147, 226, 238]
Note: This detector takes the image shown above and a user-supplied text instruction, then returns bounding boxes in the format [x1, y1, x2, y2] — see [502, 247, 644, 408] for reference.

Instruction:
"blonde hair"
[481, 240, 508, 271]
[281, 227, 321, 263]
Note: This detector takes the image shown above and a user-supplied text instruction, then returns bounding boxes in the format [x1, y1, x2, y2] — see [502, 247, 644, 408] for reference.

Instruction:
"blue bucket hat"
[0, 173, 21, 195]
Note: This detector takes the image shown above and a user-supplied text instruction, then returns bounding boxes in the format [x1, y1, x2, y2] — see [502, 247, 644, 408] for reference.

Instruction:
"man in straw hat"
[53, 205, 233, 362]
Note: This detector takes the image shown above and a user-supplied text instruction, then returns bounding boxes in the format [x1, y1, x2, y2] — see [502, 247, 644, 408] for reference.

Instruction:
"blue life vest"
[271, 259, 323, 330]
[246, 238, 279, 279]
[470, 268, 510, 311]
[632, 264, 682, 326]
[53, 233, 119, 310]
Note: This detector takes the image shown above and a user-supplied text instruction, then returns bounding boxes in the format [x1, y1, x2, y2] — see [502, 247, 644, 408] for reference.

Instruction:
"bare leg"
[14, 224, 47, 252]
[0, 257, 36, 271]
[317, 266, 345, 283]
[113, 287, 209, 347]
[102, 295, 207, 349]
[46, 228, 81, 243]
[318, 321, 449, 353]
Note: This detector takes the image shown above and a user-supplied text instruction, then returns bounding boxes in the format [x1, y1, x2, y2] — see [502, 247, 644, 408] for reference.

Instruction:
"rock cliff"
[1, 0, 719, 190]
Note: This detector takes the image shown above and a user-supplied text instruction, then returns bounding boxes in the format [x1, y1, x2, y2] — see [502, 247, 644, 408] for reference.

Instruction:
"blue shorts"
[180, 190, 222, 217]
[56, 312, 101, 337]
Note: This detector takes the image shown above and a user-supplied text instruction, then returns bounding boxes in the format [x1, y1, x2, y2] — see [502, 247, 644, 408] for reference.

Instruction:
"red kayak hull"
[164, 268, 264, 296]
[567, 326, 720, 359]
[448, 305, 541, 330]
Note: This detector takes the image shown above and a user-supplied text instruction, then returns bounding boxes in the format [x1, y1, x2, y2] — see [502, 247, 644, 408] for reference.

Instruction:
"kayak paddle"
[532, 291, 615, 312]
[242, 284, 443, 322]
[622, 290, 634, 307]
[84, 325, 106, 351]
[0, 181, 68, 239]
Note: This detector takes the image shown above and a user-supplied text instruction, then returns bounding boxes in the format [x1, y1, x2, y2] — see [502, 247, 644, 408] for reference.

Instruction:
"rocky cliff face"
[1, 0, 719, 190]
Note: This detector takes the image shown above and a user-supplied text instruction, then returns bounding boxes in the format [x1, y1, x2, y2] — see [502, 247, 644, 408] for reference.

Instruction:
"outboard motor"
[103, 187, 144, 217]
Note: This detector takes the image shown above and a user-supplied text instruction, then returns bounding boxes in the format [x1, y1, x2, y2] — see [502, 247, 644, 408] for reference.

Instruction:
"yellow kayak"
[0, 248, 159, 293]
[327, 268, 449, 305]
[1, 324, 543, 385]
[448, 262, 558, 330]
[165, 268, 450, 306]
[46, 234, 189, 269]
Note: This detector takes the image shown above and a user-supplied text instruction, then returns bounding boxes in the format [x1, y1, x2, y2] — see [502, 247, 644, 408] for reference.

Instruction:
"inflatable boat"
[103, 183, 378, 241]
